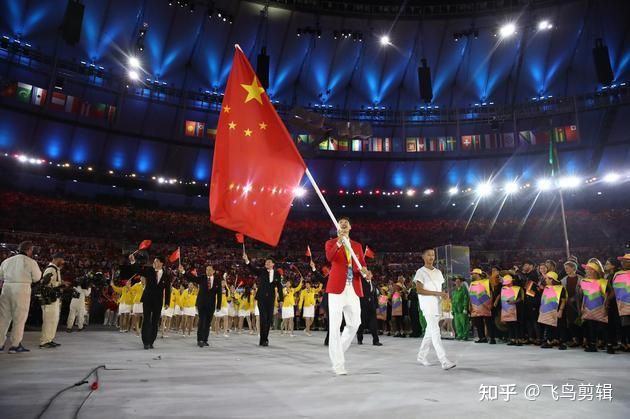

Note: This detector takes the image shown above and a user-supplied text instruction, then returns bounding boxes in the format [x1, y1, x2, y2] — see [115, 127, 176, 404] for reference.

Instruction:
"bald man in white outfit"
[413, 247, 456, 370]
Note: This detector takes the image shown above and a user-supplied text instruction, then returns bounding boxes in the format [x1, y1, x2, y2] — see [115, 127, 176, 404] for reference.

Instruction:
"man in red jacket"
[325, 217, 369, 375]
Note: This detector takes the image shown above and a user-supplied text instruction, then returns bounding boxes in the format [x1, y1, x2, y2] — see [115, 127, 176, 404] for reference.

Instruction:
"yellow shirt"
[239, 294, 254, 311]
[219, 290, 229, 309]
[181, 289, 197, 308]
[111, 284, 134, 305]
[131, 282, 144, 304]
[283, 281, 303, 307]
[169, 288, 180, 309]
[299, 284, 323, 309]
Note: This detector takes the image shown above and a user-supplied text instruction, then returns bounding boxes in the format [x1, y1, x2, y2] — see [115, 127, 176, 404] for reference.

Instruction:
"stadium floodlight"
[406, 189, 416, 197]
[537, 178, 553, 191]
[498, 23, 516, 38]
[537, 20, 553, 31]
[128, 70, 139, 81]
[128, 56, 140, 69]
[423, 188, 434, 196]
[293, 186, 307, 197]
[448, 187, 459, 196]
[558, 176, 581, 189]
[379, 35, 391, 46]
[476, 182, 493, 197]
[603, 172, 621, 183]
[504, 181, 519, 195]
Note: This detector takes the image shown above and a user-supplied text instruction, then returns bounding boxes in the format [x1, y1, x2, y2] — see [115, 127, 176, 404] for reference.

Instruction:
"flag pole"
[304, 168, 365, 275]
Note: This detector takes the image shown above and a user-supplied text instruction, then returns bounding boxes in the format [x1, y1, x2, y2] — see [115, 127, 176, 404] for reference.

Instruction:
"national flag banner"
[338, 139, 349, 151]
[64, 95, 81, 113]
[461, 135, 473, 150]
[31, 87, 47, 106]
[534, 129, 550, 145]
[168, 247, 180, 263]
[364, 246, 375, 259]
[383, 138, 391, 152]
[90, 102, 107, 119]
[552, 127, 566, 143]
[0, 81, 17, 98]
[445, 136, 456, 151]
[185, 120, 205, 137]
[351, 139, 362, 151]
[438, 137, 447, 152]
[16, 82, 33, 103]
[138, 240, 152, 250]
[207, 127, 217, 139]
[297, 134, 309, 144]
[417, 138, 427, 152]
[565, 125, 579, 142]
[372, 137, 382, 152]
[484, 133, 498, 149]
[406, 138, 417, 152]
[519, 130, 536, 145]
[50, 91, 66, 111]
[305, 245, 312, 257]
[210, 46, 307, 246]
[503, 132, 515, 148]
[318, 139, 330, 150]
[107, 105, 117, 124]
[235, 233, 245, 244]
[328, 138, 339, 151]
[428, 138, 438, 152]
[79, 101, 91, 117]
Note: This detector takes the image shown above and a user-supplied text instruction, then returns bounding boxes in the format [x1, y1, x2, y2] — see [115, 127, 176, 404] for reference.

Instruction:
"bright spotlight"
[128, 56, 140, 69]
[293, 186, 307, 197]
[406, 189, 416, 197]
[128, 70, 139, 81]
[380, 35, 391, 46]
[423, 188, 434, 196]
[476, 182, 493, 197]
[504, 181, 519, 194]
[448, 187, 459, 196]
[558, 176, 581, 189]
[537, 20, 553, 31]
[498, 23, 516, 38]
[537, 178, 553, 191]
[603, 172, 621, 183]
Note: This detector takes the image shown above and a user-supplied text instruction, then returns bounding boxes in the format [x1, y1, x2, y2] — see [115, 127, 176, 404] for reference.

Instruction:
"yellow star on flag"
[259, 122, 267, 130]
[223, 105, 231, 113]
[241, 77, 265, 104]
[228, 121, 237, 130]
[244, 128, 252, 137]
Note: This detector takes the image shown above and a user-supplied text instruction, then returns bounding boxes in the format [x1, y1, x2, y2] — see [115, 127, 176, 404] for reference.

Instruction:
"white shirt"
[72, 286, 91, 302]
[156, 269, 163, 284]
[0, 254, 42, 285]
[267, 269, 274, 283]
[413, 266, 444, 315]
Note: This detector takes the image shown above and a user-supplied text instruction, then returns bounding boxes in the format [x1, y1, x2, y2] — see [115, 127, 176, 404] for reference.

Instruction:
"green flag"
[16, 82, 33, 103]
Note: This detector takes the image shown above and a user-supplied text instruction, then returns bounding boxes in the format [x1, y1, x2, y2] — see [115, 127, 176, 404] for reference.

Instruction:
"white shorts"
[282, 306, 294, 319]
[303, 305, 315, 318]
[183, 307, 196, 316]
[238, 309, 250, 317]
[161, 307, 174, 317]
[228, 304, 237, 317]
[118, 304, 131, 314]
[254, 305, 260, 316]
[174, 305, 183, 316]
[215, 307, 228, 318]
[132, 303, 143, 314]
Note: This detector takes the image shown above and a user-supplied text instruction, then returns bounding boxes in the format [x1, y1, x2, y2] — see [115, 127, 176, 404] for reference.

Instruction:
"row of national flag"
[1, 81, 116, 123]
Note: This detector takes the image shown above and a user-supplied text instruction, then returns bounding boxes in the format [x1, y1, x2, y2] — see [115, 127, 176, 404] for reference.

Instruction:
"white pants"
[41, 300, 60, 345]
[417, 311, 448, 365]
[328, 282, 361, 370]
[67, 299, 86, 329]
[0, 283, 32, 347]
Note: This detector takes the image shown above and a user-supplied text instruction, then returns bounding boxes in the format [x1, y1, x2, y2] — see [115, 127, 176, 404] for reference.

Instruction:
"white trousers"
[0, 283, 32, 347]
[417, 312, 448, 364]
[41, 300, 60, 345]
[328, 283, 361, 370]
[67, 299, 86, 329]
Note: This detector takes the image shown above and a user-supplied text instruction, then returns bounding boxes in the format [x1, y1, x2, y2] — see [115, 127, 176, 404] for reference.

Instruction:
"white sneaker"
[223, 334, 229, 338]
[289, 333, 295, 337]
[417, 357, 431, 367]
[441, 360, 456, 370]
[333, 366, 348, 376]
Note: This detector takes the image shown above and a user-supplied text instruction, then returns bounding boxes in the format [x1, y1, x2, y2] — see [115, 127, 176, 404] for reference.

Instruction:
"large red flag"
[210, 46, 307, 246]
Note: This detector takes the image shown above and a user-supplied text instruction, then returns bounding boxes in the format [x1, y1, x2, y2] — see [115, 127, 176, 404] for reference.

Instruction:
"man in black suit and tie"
[129, 254, 171, 350]
[186, 265, 223, 348]
[243, 253, 283, 346]
[357, 271, 382, 346]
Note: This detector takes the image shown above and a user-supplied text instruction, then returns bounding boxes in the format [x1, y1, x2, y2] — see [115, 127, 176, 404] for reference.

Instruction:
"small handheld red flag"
[235, 233, 245, 244]
[305, 245, 312, 257]
[364, 245, 375, 259]
[138, 240, 152, 250]
[209, 46, 306, 246]
[168, 247, 180, 263]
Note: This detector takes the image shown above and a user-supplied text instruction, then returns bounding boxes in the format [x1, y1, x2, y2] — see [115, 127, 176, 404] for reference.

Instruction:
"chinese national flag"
[364, 246, 375, 259]
[235, 233, 245, 244]
[305, 245, 312, 257]
[138, 240, 152, 250]
[168, 247, 180, 263]
[210, 46, 306, 246]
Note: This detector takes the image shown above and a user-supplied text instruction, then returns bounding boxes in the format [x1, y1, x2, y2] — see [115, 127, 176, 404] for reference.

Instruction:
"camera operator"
[0, 241, 42, 354]
[66, 274, 92, 332]
[39, 252, 66, 349]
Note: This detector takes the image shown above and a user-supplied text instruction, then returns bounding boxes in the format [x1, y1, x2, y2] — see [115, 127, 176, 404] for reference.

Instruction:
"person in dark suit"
[243, 253, 284, 346]
[129, 254, 171, 350]
[357, 271, 383, 346]
[186, 265, 223, 348]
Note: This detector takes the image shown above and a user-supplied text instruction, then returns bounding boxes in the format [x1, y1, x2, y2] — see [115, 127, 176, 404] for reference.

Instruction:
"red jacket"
[325, 238, 365, 297]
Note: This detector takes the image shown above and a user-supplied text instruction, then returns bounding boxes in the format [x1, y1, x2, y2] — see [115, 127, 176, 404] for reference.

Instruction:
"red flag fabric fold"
[209, 46, 307, 246]
[138, 240, 152, 250]
[168, 248, 180, 263]
[364, 246, 375, 259]
[235, 233, 245, 244]
[305, 245, 312, 257]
